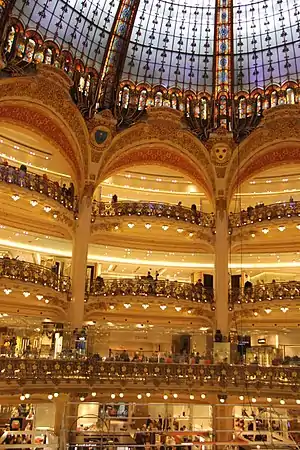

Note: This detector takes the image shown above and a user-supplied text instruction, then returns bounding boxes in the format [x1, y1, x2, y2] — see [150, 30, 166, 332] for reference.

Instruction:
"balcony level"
[0, 258, 70, 319]
[0, 162, 76, 238]
[0, 358, 300, 400]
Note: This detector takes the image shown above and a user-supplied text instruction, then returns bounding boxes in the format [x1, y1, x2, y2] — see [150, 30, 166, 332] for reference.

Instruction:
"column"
[215, 196, 229, 337]
[99, 0, 140, 109]
[69, 193, 92, 327]
[212, 404, 234, 447]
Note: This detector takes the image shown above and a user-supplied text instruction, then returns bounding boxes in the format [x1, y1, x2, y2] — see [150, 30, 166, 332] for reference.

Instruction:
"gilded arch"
[0, 66, 91, 191]
[98, 108, 216, 203]
[226, 105, 300, 200]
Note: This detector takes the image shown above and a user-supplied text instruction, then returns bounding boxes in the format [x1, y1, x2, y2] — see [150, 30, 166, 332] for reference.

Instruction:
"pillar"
[213, 405, 234, 447]
[215, 196, 229, 337]
[69, 193, 92, 327]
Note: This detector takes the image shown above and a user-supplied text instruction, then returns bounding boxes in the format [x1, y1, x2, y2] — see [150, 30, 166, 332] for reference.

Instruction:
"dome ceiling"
[11, 0, 300, 93]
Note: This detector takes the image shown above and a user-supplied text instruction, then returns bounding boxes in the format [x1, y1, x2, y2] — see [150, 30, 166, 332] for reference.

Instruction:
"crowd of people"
[0, 161, 75, 207]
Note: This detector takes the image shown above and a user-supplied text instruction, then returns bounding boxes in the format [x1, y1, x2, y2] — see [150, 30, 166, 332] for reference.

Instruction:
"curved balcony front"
[0, 163, 76, 237]
[91, 201, 215, 252]
[229, 201, 300, 228]
[0, 258, 70, 319]
[88, 278, 214, 304]
[229, 282, 300, 306]
[1, 358, 299, 398]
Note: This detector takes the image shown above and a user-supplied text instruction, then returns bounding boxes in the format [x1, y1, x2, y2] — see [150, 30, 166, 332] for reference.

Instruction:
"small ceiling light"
[128, 223, 135, 229]
[160, 305, 167, 310]
[114, 225, 119, 230]
[278, 226, 286, 232]
[162, 225, 169, 231]
[173, 393, 178, 399]
[189, 233, 194, 237]
[145, 223, 151, 229]
[251, 397, 257, 403]
[11, 194, 20, 201]
[281, 307, 289, 313]
[296, 225, 300, 230]
[119, 393, 124, 398]
[48, 394, 53, 400]
[3, 289, 12, 295]
[146, 393, 151, 398]
[25, 393, 30, 399]
[23, 292, 30, 298]
[44, 206, 51, 213]
[267, 398, 272, 403]
[175, 306, 182, 312]
[296, 399, 300, 405]
[253, 311, 259, 316]
[142, 304, 149, 309]
[53, 392, 59, 398]
[111, 393, 116, 399]
[91, 392, 97, 397]
[187, 309, 192, 314]
[137, 394, 142, 399]
[45, 299, 50, 304]
[219, 398, 225, 403]
[177, 228, 184, 233]
[30, 200, 38, 207]
[189, 394, 195, 400]
[262, 228, 269, 234]
[80, 396, 85, 402]
[124, 303, 131, 309]
[109, 304, 115, 310]
[201, 393, 206, 399]
[280, 399, 285, 405]
[251, 233, 256, 238]
[36, 295, 43, 301]
[239, 395, 244, 401]
[163, 394, 168, 400]
[264, 308, 272, 314]
[53, 213, 58, 219]
[20, 394, 25, 401]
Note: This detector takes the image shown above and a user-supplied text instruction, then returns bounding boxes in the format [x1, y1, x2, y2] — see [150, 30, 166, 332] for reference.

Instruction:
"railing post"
[69, 187, 93, 327]
[215, 195, 229, 339]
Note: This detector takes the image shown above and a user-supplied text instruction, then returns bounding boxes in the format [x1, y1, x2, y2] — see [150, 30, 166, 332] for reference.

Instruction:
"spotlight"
[25, 393, 30, 399]
[267, 398, 272, 403]
[146, 393, 151, 398]
[239, 395, 244, 401]
[20, 394, 25, 401]
[119, 393, 124, 398]
[163, 394, 168, 400]
[201, 394, 206, 399]
[173, 393, 178, 399]
[189, 394, 195, 400]
[111, 393, 116, 399]
[91, 392, 97, 397]
[53, 392, 59, 398]
[218, 394, 227, 403]
[251, 398, 257, 403]
[48, 394, 53, 400]
[280, 399, 285, 405]
[80, 396, 85, 402]
[137, 394, 142, 399]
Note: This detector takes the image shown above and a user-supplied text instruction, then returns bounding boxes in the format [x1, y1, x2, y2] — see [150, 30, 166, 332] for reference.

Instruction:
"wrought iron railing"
[229, 201, 300, 228]
[0, 162, 77, 211]
[0, 258, 71, 292]
[229, 282, 300, 305]
[92, 201, 215, 228]
[1, 359, 299, 391]
[88, 278, 214, 304]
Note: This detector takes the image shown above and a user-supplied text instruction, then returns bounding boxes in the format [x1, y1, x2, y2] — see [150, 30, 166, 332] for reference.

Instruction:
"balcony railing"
[229, 201, 300, 228]
[92, 201, 215, 228]
[88, 278, 214, 304]
[0, 258, 71, 293]
[229, 282, 300, 305]
[1, 358, 299, 390]
[0, 162, 77, 211]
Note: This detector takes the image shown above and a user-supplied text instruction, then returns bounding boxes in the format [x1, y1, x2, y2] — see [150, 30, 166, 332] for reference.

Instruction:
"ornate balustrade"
[229, 201, 300, 228]
[88, 278, 214, 305]
[1, 359, 299, 391]
[92, 201, 215, 228]
[229, 281, 300, 306]
[0, 258, 71, 293]
[0, 163, 77, 211]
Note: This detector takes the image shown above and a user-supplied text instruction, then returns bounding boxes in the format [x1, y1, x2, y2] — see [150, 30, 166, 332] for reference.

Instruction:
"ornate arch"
[98, 108, 215, 203]
[226, 105, 300, 200]
[0, 65, 91, 191]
